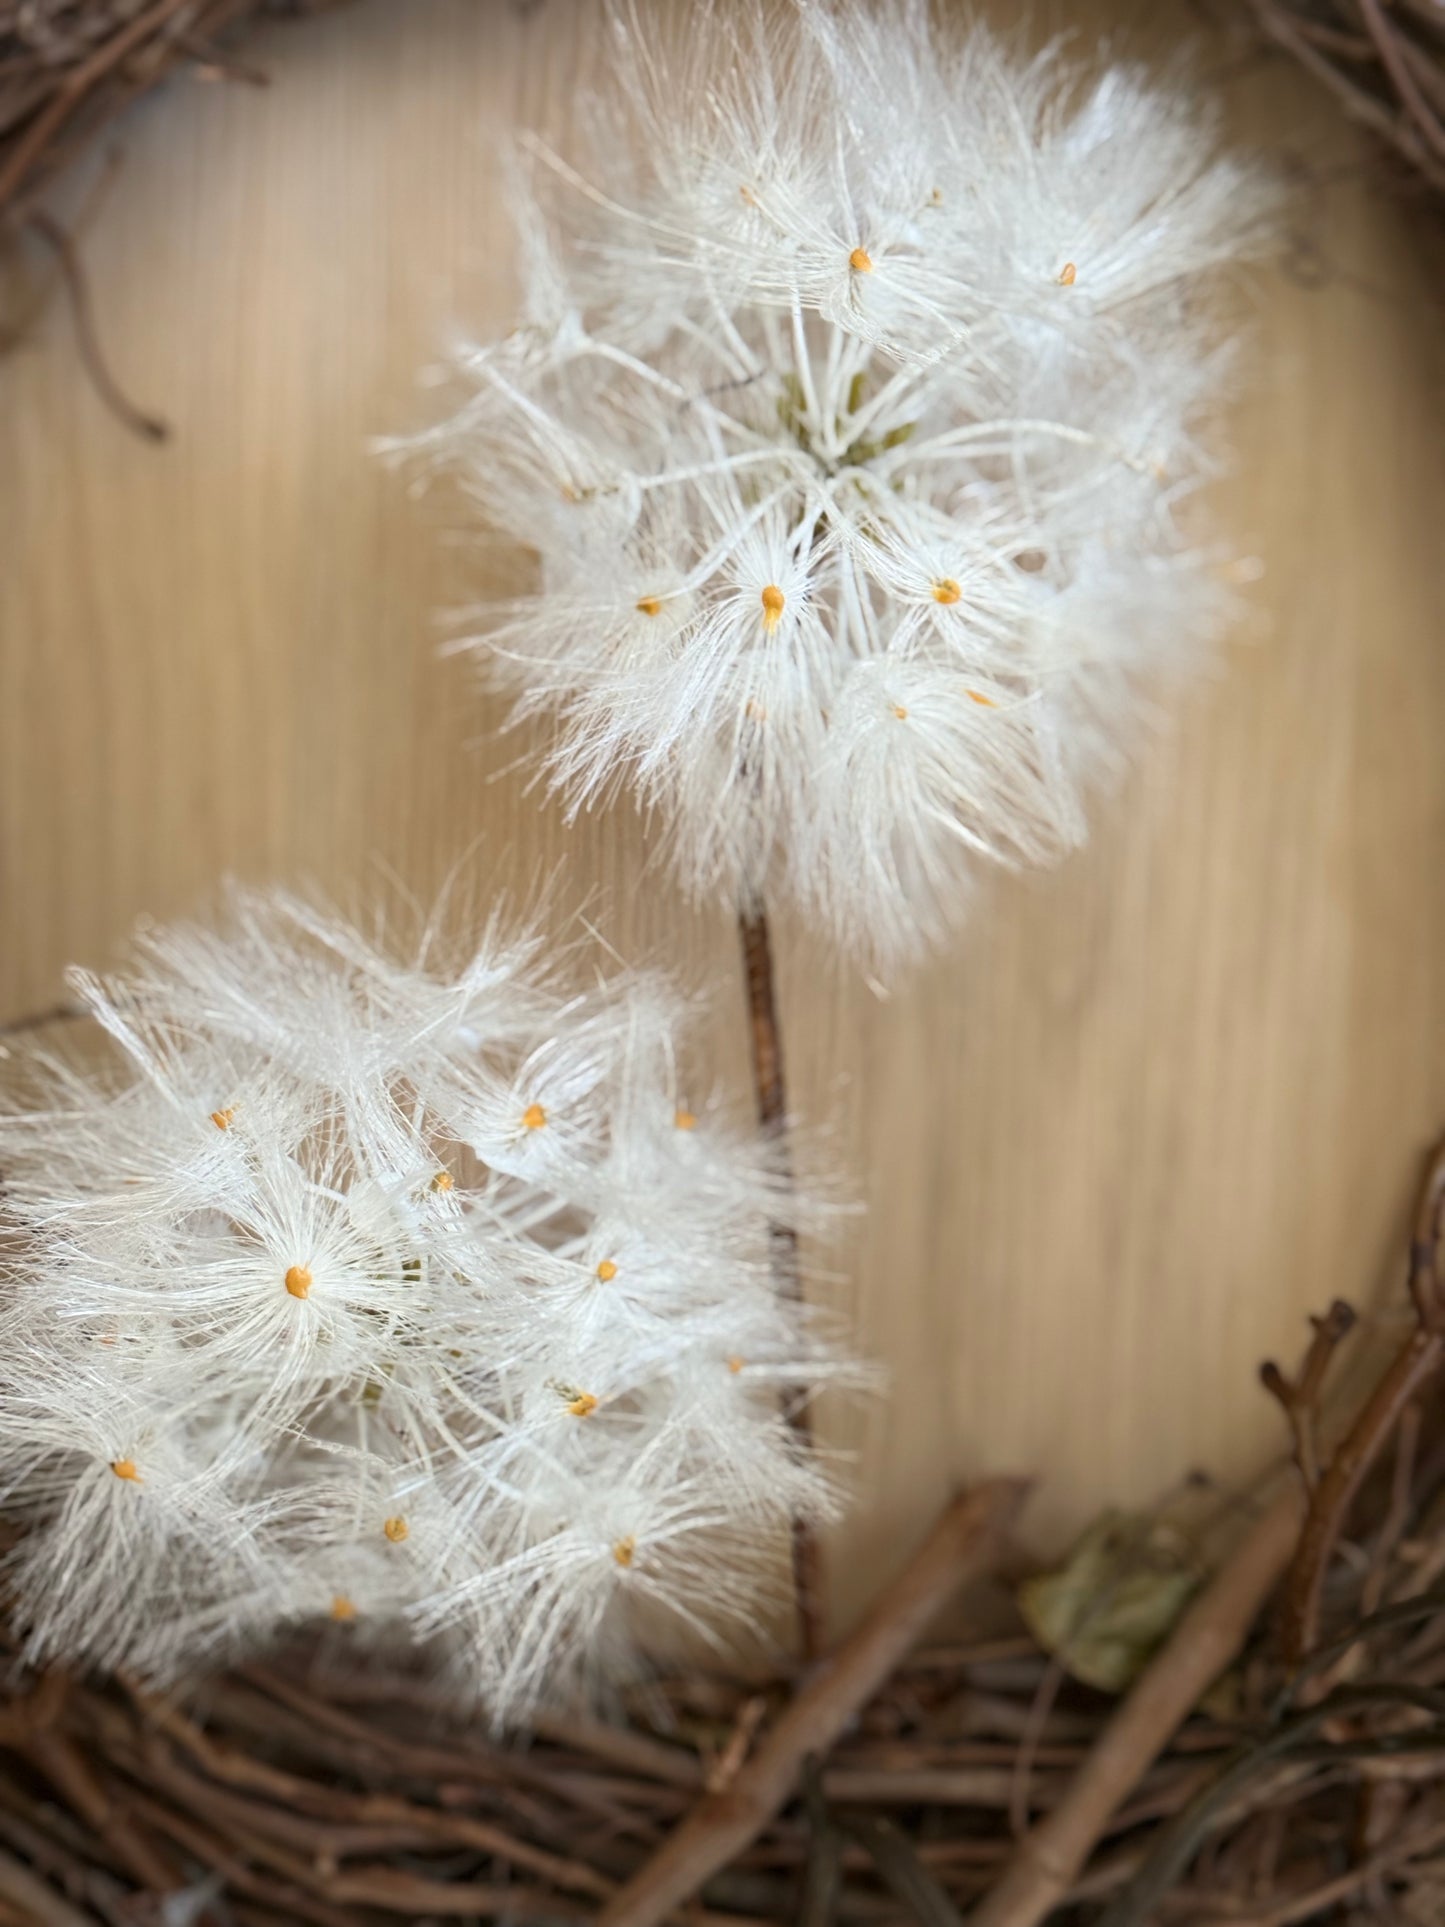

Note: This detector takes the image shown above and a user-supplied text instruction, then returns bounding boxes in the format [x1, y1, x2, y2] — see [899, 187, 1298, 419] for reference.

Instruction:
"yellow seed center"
[849, 246, 873, 273]
[383, 1516, 409, 1543]
[1058, 261, 1077, 286]
[760, 584, 785, 630]
[330, 1595, 356, 1622]
[285, 1265, 313, 1299]
[110, 1458, 141, 1482]
[635, 595, 662, 617]
[210, 1107, 234, 1131]
[933, 578, 962, 606]
[727, 1356, 745, 1374]
[892, 704, 909, 721]
[522, 1103, 547, 1131]
[596, 1259, 618, 1282]
[430, 1170, 453, 1192]
[674, 1108, 697, 1131]
[567, 1391, 599, 1419]
[968, 690, 997, 708]
[613, 1536, 636, 1568]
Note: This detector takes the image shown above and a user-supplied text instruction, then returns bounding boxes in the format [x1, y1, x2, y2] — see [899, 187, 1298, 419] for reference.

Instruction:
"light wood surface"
[3, 0, 1443, 1633]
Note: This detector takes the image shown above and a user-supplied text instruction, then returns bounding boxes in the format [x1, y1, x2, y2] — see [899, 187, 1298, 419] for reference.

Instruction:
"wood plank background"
[3, 0, 1443, 1633]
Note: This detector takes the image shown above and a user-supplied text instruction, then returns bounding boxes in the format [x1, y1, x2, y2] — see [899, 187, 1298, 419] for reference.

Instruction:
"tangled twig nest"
[0, 2, 337, 218]
[0, 2, 339, 436]
[1247, 0, 1445, 196]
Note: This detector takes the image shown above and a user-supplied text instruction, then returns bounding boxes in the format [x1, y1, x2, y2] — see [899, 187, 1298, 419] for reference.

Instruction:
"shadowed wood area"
[2, 0, 1443, 1636]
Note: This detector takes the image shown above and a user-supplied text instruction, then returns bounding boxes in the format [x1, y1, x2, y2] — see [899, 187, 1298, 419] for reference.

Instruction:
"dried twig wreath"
[5, 7, 1445, 1926]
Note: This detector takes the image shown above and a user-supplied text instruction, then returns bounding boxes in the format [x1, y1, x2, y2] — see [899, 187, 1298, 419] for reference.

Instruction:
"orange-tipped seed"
[635, 595, 662, 617]
[674, 1108, 697, 1131]
[285, 1265, 313, 1299]
[210, 1107, 234, 1131]
[567, 1391, 599, 1419]
[726, 1356, 745, 1374]
[1058, 261, 1077, 286]
[383, 1516, 409, 1544]
[596, 1259, 618, 1282]
[892, 704, 909, 720]
[613, 1536, 636, 1568]
[849, 245, 873, 273]
[760, 584, 786, 630]
[522, 1103, 547, 1131]
[933, 578, 962, 605]
[109, 1458, 141, 1482]
[967, 690, 997, 708]
[330, 1595, 356, 1623]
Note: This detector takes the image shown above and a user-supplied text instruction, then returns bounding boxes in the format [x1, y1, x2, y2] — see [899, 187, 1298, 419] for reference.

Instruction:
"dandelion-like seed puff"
[0, 890, 853, 1719]
[406, 0, 1274, 972]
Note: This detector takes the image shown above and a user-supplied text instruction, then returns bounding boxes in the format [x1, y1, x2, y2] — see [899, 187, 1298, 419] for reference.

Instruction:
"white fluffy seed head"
[400, 0, 1275, 974]
[0, 888, 857, 1722]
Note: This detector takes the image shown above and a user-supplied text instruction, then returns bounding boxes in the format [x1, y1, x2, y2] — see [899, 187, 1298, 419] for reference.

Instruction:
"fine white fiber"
[400, 0, 1275, 974]
[0, 888, 856, 1720]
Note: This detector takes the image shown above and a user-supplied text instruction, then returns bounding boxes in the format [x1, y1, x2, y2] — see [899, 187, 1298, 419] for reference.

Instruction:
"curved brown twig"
[24, 210, 169, 441]
[1276, 1135, 1445, 1666]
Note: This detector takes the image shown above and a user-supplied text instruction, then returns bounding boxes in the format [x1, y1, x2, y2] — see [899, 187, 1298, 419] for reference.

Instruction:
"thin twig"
[24, 210, 168, 440]
[968, 1482, 1304, 1927]
[798, 1763, 843, 1927]
[842, 1813, 966, 1927]
[1008, 1657, 1067, 1837]
[1099, 1689, 1445, 1927]
[18, 1725, 176, 1895]
[1259, 1300, 1356, 1490]
[0, 1000, 85, 1041]
[596, 1480, 1029, 1927]
[706, 1695, 770, 1795]
[1278, 1136, 1445, 1665]
[1251, 0, 1445, 193]
[1357, 0, 1445, 163]
[1362, 1402, 1423, 1620]
[0, 1848, 94, 1927]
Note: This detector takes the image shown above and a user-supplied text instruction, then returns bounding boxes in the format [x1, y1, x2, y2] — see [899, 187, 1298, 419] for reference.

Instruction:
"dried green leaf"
[1019, 1508, 1204, 1694]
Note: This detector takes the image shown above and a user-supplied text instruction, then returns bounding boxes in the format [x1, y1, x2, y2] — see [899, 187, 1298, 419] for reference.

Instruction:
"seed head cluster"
[409, 0, 1273, 972]
[0, 892, 849, 1718]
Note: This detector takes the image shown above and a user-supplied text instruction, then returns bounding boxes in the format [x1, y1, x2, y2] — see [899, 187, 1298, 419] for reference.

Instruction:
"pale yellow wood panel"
[2, 0, 1443, 1635]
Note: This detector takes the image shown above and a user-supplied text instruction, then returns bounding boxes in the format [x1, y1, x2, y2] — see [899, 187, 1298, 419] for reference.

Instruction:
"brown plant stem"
[737, 904, 824, 1662]
[596, 1479, 1030, 1927]
[968, 1481, 1304, 1927]
[1276, 1133, 1445, 1666]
